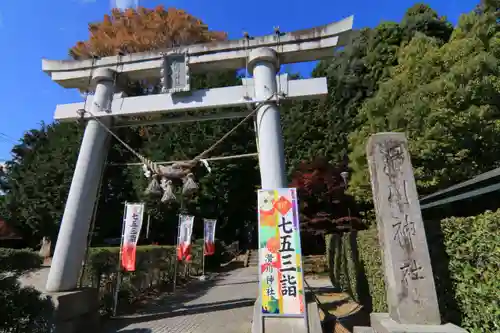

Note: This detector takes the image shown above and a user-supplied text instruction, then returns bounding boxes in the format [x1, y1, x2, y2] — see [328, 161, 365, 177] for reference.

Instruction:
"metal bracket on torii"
[41, 16, 354, 294]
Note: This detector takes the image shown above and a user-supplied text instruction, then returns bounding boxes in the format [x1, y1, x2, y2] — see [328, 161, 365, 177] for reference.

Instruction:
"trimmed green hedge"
[355, 210, 500, 332]
[356, 228, 386, 312]
[0, 248, 43, 274]
[440, 211, 500, 332]
[81, 241, 223, 314]
[325, 234, 359, 299]
[325, 231, 384, 311]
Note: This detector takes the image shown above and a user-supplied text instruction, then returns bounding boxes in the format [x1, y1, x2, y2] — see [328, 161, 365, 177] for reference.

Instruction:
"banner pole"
[112, 271, 122, 317]
[202, 221, 206, 278]
[113, 201, 128, 317]
[146, 214, 151, 239]
[173, 197, 184, 294]
[173, 226, 179, 294]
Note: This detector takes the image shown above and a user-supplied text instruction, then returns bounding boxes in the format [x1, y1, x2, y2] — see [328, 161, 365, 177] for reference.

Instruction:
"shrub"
[325, 232, 373, 304]
[326, 234, 351, 292]
[355, 210, 500, 332]
[0, 248, 53, 333]
[356, 226, 386, 312]
[193, 238, 224, 270]
[440, 211, 500, 332]
[0, 248, 42, 274]
[81, 243, 208, 314]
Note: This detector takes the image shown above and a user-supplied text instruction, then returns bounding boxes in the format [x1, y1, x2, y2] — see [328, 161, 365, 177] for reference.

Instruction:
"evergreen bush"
[0, 248, 54, 333]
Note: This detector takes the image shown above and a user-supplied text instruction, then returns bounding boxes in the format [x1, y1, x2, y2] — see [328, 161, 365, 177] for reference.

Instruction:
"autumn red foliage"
[69, 6, 227, 60]
[290, 158, 363, 235]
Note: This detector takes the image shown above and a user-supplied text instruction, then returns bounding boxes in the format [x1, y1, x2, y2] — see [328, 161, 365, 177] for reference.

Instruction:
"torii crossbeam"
[42, 16, 354, 315]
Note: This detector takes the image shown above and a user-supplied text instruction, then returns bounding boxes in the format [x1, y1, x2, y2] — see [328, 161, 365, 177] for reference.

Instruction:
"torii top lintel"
[42, 16, 353, 90]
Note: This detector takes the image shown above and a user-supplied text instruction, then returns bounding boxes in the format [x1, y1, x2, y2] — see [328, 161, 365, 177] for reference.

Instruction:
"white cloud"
[111, 0, 139, 10]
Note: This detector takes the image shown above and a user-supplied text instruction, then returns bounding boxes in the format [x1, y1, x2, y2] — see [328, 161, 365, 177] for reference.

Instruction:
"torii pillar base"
[44, 288, 100, 333]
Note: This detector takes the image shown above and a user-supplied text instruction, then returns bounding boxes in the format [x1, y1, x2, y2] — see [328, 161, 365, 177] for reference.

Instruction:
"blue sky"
[0, 0, 478, 160]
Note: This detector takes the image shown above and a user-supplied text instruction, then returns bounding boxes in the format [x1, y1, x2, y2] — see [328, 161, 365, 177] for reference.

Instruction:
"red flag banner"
[120, 203, 145, 272]
[203, 219, 217, 256]
[177, 215, 194, 261]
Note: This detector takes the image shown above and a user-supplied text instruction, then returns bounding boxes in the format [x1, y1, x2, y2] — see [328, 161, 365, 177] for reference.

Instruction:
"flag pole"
[113, 201, 127, 317]
[173, 217, 179, 294]
[146, 214, 151, 239]
[202, 220, 206, 279]
[173, 197, 185, 293]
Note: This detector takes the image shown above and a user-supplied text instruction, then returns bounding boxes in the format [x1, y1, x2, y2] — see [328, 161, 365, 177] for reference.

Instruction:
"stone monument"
[354, 132, 466, 333]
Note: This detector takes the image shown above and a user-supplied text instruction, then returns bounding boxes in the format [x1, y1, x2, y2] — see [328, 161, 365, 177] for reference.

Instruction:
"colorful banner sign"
[177, 214, 195, 261]
[203, 219, 217, 256]
[258, 188, 306, 316]
[121, 203, 145, 272]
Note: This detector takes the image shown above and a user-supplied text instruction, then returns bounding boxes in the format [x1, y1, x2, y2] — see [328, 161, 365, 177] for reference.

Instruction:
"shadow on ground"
[108, 297, 256, 330]
[103, 264, 257, 332]
[115, 266, 236, 316]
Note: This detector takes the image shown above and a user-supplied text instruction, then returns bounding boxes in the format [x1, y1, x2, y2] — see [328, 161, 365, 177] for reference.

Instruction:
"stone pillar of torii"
[41, 17, 353, 297]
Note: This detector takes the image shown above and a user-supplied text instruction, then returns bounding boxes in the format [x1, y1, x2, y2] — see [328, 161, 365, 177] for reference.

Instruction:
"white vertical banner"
[203, 219, 217, 256]
[121, 202, 145, 272]
[177, 214, 195, 261]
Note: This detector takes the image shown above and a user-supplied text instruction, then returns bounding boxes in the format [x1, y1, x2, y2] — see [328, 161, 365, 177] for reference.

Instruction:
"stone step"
[247, 249, 259, 267]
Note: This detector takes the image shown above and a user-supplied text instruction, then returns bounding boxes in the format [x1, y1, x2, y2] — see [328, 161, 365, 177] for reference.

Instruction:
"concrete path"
[104, 266, 259, 333]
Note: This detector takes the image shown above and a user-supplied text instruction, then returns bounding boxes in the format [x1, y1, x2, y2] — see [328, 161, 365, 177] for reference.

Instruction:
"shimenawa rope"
[78, 92, 276, 172]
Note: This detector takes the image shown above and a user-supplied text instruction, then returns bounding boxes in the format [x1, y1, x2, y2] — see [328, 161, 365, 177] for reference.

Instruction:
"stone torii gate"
[42, 16, 353, 298]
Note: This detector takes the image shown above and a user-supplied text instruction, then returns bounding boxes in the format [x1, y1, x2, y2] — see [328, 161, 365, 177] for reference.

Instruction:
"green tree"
[283, 4, 452, 172]
[348, 2, 500, 201]
[0, 123, 83, 246]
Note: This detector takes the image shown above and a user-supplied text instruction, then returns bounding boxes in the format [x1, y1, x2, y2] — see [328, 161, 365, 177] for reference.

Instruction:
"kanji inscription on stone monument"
[366, 132, 441, 325]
